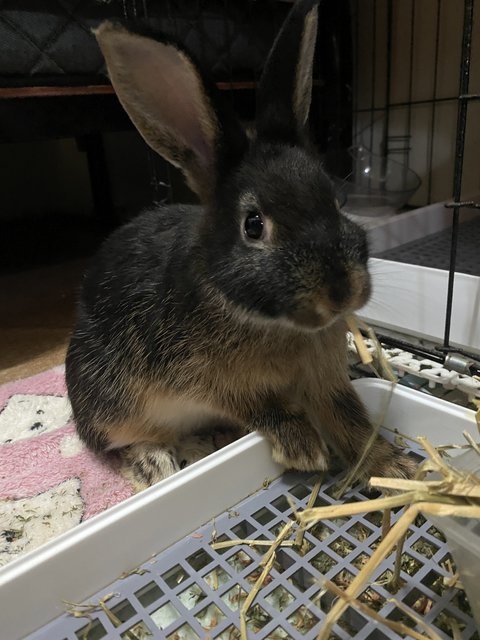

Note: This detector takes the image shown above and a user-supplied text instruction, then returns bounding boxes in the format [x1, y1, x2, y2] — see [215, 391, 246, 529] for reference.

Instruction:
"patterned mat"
[0, 366, 135, 567]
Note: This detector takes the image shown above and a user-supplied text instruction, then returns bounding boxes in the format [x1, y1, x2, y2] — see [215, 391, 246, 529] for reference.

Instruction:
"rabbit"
[66, 0, 416, 490]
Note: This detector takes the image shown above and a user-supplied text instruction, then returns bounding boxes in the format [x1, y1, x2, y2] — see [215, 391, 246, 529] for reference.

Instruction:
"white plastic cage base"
[360, 259, 480, 355]
[0, 380, 479, 639]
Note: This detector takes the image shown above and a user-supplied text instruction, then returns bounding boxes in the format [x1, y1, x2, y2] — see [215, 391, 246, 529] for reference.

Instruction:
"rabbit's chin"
[229, 300, 349, 334]
[286, 310, 345, 333]
[286, 301, 360, 332]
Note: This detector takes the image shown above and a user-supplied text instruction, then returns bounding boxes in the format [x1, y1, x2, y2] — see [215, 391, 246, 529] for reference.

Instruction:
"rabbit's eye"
[244, 211, 264, 240]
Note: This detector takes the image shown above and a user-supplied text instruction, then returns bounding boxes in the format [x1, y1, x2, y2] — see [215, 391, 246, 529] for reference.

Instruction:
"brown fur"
[79, 294, 413, 484]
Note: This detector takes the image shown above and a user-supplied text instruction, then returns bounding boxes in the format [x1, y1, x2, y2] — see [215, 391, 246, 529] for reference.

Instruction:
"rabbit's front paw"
[177, 433, 217, 469]
[271, 437, 330, 472]
[374, 449, 418, 480]
[358, 445, 418, 486]
[123, 443, 180, 490]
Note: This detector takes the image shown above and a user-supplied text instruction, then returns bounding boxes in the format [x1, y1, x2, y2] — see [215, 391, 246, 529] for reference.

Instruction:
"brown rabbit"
[66, 0, 416, 489]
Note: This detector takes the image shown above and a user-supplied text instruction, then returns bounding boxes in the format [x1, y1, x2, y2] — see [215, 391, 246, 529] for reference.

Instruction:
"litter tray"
[1, 380, 479, 640]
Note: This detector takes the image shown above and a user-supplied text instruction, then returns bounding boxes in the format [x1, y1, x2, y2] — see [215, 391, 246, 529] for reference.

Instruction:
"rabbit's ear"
[256, 0, 319, 144]
[95, 23, 244, 201]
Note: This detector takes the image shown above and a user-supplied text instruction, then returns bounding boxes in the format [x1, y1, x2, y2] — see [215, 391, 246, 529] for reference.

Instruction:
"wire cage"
[342, 0, 480, 377]
[132, 0, 480, 375]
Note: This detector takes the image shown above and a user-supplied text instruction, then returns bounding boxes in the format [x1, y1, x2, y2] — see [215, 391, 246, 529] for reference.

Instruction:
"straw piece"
[363, 323, 398, 383]
[322, 580, 430, 640]
[420, 501, 480, 518]
[119, 568, 149, 579]
[316, 505, 419, 640]
[369, 476, 480, 497]
[260, 520, 294, 568]
[381, 509, 391, 541]
[463, 430, 480, 456]
[388, 598, 443, 640]
[63, 592, 118, 614]
[449, 618, 463, 640]
[240, 552, 276, 640]
[334, 380, 396, 498]
[211, 539, 295, 551]
[346, 315, 373, 365]
[417, 437, 462, 480]
[228, 415, 480, 639]
[348, 315, 398, 382]
[295, 474, 323, 548]
[473, 400, 480, 434]
[389, 530, 407, 593]
[63, 593, 130, 640]
[298, 491, 418, 526]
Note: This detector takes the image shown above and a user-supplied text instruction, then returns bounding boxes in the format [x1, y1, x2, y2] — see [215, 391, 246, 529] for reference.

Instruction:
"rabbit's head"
[95, 0, 370, 331]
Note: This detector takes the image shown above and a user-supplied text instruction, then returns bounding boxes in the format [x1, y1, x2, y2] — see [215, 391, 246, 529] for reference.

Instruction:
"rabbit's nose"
[332, 266, 370, 312]
[326, 269, 350, 307]
[324, 264, 370, 312]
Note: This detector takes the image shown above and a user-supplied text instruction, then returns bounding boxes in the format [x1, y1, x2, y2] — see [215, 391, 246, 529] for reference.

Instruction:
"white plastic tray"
[0, 379, 478, 639]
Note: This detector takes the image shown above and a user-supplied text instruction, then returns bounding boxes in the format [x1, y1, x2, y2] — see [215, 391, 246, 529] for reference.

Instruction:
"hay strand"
[316, 506, 419, 639]
[240, 552, 276, 640]
[295, 474, 323, 548]
[211, 539, 295, 551]
[387, 598, 443, 640]
[259, 520, 294, 568]
[322, 580, 430, 640]
[298, 491, 418, 526]
[334, 380, 396, 498]
[346, 315, 373, 365]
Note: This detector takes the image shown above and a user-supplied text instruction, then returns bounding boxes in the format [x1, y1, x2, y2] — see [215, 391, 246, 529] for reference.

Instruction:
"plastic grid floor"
[28, 465, 478, 640]
[374, 215, 480, 276]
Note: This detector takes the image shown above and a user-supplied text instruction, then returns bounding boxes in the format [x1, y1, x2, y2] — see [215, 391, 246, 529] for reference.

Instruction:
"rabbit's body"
[68, 203, 333, 454]
[67, 0, 417, 487]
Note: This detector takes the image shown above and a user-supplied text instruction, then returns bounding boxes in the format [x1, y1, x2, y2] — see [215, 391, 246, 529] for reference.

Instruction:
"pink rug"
[0, 366, 135, 567]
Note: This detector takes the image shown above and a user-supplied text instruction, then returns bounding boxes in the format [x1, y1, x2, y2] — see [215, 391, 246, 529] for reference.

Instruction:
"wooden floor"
[0, 259, 87, 385]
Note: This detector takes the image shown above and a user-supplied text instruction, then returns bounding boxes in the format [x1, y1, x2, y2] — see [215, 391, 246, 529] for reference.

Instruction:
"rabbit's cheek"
[289, 306, 326, 330]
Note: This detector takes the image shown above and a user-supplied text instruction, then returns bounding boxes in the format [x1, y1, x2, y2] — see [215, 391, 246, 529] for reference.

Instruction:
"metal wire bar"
[405, 0, 415, 169]
[354, 94, 472, 113]
[443, 0, 475, 349]
[381, 0, 393, 163]
[368, 0, 377, 155]
[426, 0, 442, 204]
[353, 0, 359, 153]
[373, 333, 444, 363]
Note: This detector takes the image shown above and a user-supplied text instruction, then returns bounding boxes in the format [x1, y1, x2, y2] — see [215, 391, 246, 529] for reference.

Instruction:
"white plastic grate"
[27, 454, 479, 640]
